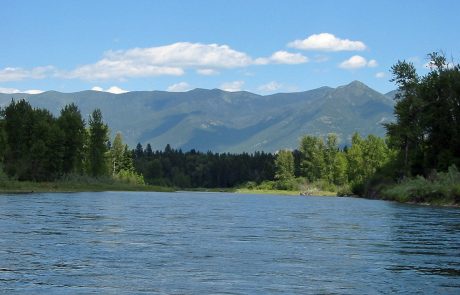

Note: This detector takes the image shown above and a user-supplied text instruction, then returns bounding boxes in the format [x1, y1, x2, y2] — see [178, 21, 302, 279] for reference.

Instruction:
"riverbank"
[235, 188, 336, 196]
[0, 179, 173, 194]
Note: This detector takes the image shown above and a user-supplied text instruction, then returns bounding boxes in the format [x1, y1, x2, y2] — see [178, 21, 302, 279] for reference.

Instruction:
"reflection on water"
[0, 191, 459, 294]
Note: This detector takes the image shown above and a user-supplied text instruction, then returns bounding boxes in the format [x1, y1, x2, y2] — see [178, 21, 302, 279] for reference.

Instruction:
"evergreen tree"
[87, 109, 109, 177]
[145, 143, 153, 158]
[135, 142, 144, 159]
[58, 103, 85, 174]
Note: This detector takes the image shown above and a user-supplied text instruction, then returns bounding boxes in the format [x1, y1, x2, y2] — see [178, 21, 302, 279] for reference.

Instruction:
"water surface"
[0, 192, 459, 294]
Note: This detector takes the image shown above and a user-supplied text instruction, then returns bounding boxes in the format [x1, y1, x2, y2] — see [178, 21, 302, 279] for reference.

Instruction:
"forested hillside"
[0, 81, 394, 152]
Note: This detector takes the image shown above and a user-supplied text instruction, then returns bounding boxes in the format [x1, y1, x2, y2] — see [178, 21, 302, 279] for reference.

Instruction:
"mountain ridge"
[0, 81, 395, 152]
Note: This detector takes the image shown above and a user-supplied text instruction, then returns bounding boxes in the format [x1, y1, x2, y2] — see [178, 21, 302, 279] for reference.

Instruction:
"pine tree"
[58, 103, 85, 174]
[87, 109, 109, 177]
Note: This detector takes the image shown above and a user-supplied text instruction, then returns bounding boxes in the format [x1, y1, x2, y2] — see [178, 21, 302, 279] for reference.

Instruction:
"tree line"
[0, 99, 141, 183]
[273, 133, 392, 194]
[132, 144, 275, 188]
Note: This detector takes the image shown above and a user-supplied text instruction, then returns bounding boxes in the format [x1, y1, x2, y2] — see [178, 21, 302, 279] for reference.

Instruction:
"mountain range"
[0, 81, 395, 152]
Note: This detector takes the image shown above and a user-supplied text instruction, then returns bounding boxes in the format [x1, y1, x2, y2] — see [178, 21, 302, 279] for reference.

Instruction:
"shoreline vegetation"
[1, 52, 459, 206]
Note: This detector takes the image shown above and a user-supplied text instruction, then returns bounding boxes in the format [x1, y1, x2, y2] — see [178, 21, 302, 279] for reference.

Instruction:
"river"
[0, 191, 459, 294]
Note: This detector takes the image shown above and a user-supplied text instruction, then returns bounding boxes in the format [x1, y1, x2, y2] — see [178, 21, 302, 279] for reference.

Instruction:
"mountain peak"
[346, 80, 368, 88]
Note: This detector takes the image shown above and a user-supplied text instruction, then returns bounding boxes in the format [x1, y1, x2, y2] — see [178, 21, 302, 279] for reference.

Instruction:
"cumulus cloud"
[91, 86, 128, 94]
[256, 51, 308, 65]
[375, 72, 386, 78]
[167, 82, 192, 92]
[220, 80, 245, 92]
[196, 68, 219, 75]
[1, 42, 311, 83]
[64, 42, 257, 80]
[288, 33, 366, 51]
[258, 81, 282, 93]
[0, 87, 44, 94]
[67, 43, 310, 81]
[0, 66, 55, 82]
[339, 55, 378, 69]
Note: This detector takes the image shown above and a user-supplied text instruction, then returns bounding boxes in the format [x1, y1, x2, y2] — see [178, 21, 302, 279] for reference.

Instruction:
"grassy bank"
[0, 179, 173, 194]
[375, 166, 460, 206]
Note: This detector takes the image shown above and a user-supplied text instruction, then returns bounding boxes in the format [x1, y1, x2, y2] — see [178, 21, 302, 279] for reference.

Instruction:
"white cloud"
[0, 87, 44, 94]
[258, 81, 282, 93]
[1, 42, 311, 83]
[288, 33, 366, 51]
[269, 51, 308, 64]
[106, 86, 128, 94]
[375, 72, 386, 78]
[0, 66, 55, 82]
[0, 87, 21, 94]
[24, 89, 44, 94]
[91, 86, 128, 94]
[255, 51, 308, 65]
[220, 80, 245, 92]
[167, 82, 192, 92]
[196, 68, 219, 75]
[65, 42, 257, 80]
[368, 59, 378, 67]
[339, 55, 378, 69]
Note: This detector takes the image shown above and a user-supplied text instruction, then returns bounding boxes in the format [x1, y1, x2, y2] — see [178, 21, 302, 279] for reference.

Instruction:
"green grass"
[379, 166, 460, 206]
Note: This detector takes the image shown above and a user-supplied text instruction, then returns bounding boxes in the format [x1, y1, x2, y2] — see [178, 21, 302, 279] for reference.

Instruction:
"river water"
[0, 191, 459, 294]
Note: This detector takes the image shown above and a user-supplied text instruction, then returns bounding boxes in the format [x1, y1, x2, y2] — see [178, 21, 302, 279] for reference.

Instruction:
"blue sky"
[0, 0, 458, 94]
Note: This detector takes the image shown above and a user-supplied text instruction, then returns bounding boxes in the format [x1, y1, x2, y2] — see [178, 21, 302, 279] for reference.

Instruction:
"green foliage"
[133, 146, 276, 188]
[58, 103, 85, 174]
[299, 135, 325, 182]
[87, 109, 109, 177]
[113, 169, 145, 185]
[275, 150, 295, 181]
[381, 165, 460, 204]
[1, 100, 66, 181]
[110, 132, 125, 175]
[386, 52, 460, 176]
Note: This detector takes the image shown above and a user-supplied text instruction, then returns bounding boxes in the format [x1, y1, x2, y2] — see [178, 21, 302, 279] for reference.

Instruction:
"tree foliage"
[87, 109, 109, 177]
[385, 52, 460, 176]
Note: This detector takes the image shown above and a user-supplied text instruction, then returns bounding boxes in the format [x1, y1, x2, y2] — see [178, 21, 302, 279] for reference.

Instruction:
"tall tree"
[323, 134, 339, 184]
[87, 109, 109, 177]
[385, 60, 421, 176]
[275, 150, 295, 181]
[58, 103, 85, 174]
[299, 135, 325, 182]
[110, 132, 125, 175]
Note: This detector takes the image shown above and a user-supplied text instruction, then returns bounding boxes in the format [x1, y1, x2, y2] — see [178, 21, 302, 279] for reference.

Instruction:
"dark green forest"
[0, 52, 459, 204]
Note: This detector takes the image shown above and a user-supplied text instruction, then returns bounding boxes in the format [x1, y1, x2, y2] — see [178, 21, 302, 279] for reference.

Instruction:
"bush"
[114, 169, 145, 185]
[381, 165, 460, 204]
[274, 178, 299, 190]
[336, 184, 353, 197]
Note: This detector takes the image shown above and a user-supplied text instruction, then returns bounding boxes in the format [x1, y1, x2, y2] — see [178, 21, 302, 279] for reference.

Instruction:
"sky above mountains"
[1, 0, 458, 95]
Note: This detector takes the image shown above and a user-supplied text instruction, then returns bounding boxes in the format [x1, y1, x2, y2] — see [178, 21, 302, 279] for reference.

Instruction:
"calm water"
[0, 192, 459, 294]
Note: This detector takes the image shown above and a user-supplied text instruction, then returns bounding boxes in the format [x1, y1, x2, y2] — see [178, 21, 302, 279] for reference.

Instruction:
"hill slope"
[0, 81, 394, 152]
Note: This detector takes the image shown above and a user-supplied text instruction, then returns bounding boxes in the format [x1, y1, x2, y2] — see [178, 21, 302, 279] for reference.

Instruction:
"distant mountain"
[0, 81, 395, 152]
